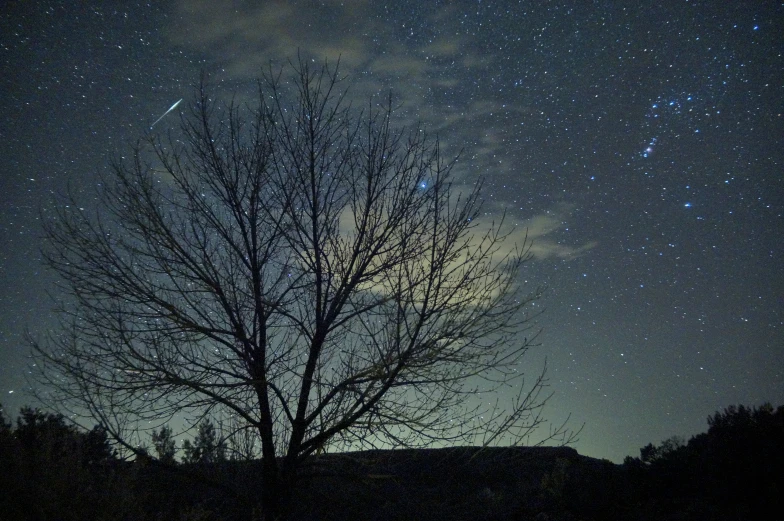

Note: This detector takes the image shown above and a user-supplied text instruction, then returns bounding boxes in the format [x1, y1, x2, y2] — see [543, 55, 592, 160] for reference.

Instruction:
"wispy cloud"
[468, 201, 597, 262]
[167, 1, 597, 264]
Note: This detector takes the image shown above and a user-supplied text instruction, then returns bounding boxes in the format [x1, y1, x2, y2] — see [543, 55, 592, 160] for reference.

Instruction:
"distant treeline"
[621, 403, 783, 519]
[0, 403, 782, 520]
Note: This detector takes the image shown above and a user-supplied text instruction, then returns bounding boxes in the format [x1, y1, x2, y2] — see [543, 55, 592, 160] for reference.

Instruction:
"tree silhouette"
[625, 403, 784, 519]
[182, 419, 226, 464]
[0, 406, 119, 520]
[151, 425, 177, 464]
[32, 58, 568, 519]
[13, 407, 115, 467]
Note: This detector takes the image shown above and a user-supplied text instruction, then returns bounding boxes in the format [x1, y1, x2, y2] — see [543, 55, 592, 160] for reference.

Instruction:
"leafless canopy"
[33, 59, 569, 510]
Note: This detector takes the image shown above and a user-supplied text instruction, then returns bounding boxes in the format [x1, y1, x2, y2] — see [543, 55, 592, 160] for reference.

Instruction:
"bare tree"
[32, 58, 569, 519]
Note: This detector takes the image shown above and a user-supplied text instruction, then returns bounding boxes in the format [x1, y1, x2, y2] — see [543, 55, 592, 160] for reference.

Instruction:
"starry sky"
[1, 1, 782, 463]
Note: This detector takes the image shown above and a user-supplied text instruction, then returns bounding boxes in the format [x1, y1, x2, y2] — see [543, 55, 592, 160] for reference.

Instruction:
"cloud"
[167, 1, 508, 162]
[468, 201, 597, 262]
[166, 2, 597, 265]
[170, 1, 443, 126]
[171, 1, 385, 78]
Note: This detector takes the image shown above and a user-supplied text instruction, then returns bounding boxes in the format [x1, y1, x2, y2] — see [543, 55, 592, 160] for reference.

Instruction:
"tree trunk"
[261, 458, 283, 520]
[261, 458, 296, 521]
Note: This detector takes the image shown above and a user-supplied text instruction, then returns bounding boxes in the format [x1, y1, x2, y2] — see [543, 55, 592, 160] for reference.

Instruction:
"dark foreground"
[2, 404, 782, 520]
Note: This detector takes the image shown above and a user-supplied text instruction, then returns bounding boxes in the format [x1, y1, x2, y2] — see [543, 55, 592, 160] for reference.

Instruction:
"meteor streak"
[150, 98, 183, 129]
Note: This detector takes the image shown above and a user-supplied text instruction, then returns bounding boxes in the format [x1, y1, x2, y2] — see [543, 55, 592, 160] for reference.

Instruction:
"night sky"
[1, 1, 782, 463]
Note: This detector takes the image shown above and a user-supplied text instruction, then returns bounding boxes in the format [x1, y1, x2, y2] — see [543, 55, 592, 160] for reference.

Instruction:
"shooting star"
[150, 98, 183, 129]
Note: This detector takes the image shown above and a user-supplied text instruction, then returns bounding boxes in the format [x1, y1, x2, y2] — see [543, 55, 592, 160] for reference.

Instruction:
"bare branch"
[31, 57, 572, 520]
